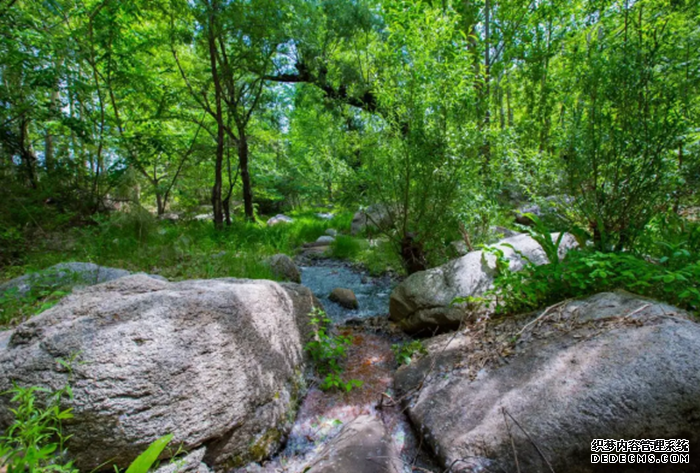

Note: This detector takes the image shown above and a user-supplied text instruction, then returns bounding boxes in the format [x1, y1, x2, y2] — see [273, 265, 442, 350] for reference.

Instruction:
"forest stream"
[235, 259, 439, 473]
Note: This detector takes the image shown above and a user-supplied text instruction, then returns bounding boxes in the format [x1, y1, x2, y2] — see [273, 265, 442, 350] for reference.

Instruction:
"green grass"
[328, 235, 403, 276]
[329, 235, 362, 259]
[0, 209, 358, 326]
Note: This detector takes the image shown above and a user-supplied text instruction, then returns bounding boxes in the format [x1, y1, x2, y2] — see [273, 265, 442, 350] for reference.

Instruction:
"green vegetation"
[328, 236, 403, 276]
[304, 308, 363, 392]
[1, 0, 696, 277]
[0, 382, 76, 473]
[0, 378, 176, 473]
[485, 217, 700, 316]
[392, 340, 428, 366]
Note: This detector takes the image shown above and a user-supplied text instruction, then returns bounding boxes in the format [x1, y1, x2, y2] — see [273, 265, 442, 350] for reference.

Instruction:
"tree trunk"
[238, 128, 255, 222]
[156, 192, 166, 216]
[400, 233, 427, 275]
[207, 2, 225, 230]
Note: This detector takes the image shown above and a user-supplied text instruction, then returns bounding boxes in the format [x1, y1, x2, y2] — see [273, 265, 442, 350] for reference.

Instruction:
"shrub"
[488, 248, 700, 316]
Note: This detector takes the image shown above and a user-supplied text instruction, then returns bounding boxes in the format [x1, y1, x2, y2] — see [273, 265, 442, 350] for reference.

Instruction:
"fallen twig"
[502, 407, 521, 473]
[502, 408, 555, 473]
[516, 300, 569, 338]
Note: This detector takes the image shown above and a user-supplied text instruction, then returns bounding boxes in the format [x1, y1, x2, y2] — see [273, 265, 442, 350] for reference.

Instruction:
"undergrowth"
[0, 374, 178, 473]
[485, 214, 700, 316]
[304, 308, 363, 392]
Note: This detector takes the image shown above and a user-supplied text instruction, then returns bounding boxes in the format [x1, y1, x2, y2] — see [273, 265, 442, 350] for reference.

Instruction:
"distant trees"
[1, 0, 699, 266]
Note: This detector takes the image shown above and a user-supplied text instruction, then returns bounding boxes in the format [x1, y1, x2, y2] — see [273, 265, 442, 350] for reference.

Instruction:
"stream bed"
[234, 260, 439, 473]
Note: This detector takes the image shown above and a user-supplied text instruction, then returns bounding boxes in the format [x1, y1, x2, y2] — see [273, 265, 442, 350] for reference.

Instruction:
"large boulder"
[395, 292, 700, 472]
[0, 274, 320, 471]
[0, 262, 166, 298]
[266, 254, 301, 283]
[350, 205, 392, 235]
[389, 233, 576, 333]
[304, 415, 401, 473]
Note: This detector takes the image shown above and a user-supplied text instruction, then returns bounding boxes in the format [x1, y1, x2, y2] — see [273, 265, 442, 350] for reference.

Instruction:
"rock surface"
[266, 254, 301, 283]
[329, 288, 359, 310]
[154, 448, 212, 473]
[0, 275, 320, 471]
[315, 235, 335, 244]
[325, 228, 338, 237]
[266, 214, 294, 226]
[304, 415, 401, 473]
[389, 233, 577, 333]
[0, 262, 165, 297]
[395, 292, 700, 473]
[350, 205, 392, 235]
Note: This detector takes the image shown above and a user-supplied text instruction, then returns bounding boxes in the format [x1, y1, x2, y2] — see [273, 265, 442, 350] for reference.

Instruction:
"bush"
[488, 248, 700, 316]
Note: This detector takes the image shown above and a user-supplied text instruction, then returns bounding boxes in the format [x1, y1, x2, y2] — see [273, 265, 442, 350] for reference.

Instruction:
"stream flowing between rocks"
[234, 259, 439, 473]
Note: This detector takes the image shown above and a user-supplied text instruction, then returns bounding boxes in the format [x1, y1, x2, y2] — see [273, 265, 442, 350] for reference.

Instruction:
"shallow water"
[233, 261, 437, 473]
[300, 262, 395, 322]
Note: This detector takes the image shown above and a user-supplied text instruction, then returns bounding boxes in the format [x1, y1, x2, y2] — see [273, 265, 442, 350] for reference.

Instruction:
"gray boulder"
[266, 214, 294, 226]
[266, 254, 301, 283]
[325, 228, 338, 237]
[0, 262, 166, 298]
[0, 274, 319, 471]
[315, 235, 335, 245]
[350, 205, 392, 235]
[395, 292, 700, 473]
[389, 233, 576, 333]
[305, 415, 401, 473]
[316, 213, 334, 220]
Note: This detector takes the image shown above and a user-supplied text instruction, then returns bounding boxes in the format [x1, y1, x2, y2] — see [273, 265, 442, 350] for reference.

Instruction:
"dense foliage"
[0, 0, 699, 286]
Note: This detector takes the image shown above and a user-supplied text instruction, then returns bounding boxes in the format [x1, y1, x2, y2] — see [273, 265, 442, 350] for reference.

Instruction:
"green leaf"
[125, 434, 173, 473]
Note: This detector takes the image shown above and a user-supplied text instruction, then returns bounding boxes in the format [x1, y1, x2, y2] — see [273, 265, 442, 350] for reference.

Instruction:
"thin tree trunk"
[207, 1, 225, 230]
[238, 128, 255, 222]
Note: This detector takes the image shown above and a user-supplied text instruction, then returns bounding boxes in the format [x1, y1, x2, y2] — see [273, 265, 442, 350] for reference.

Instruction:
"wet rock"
[266, 254, 301, 283]
[316, 236, 335, 244]
[316, 213, 334, 220]
[329, 288, 359, 310]
[389, 233, 577, 333]
[350, 205, 393, 235]
[395, 292, 700, 473]
[0, 275, 319, 471]
[304, 415, 401, 473]
[266, 214, 294, 226]
[0, 262, 165, 298]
